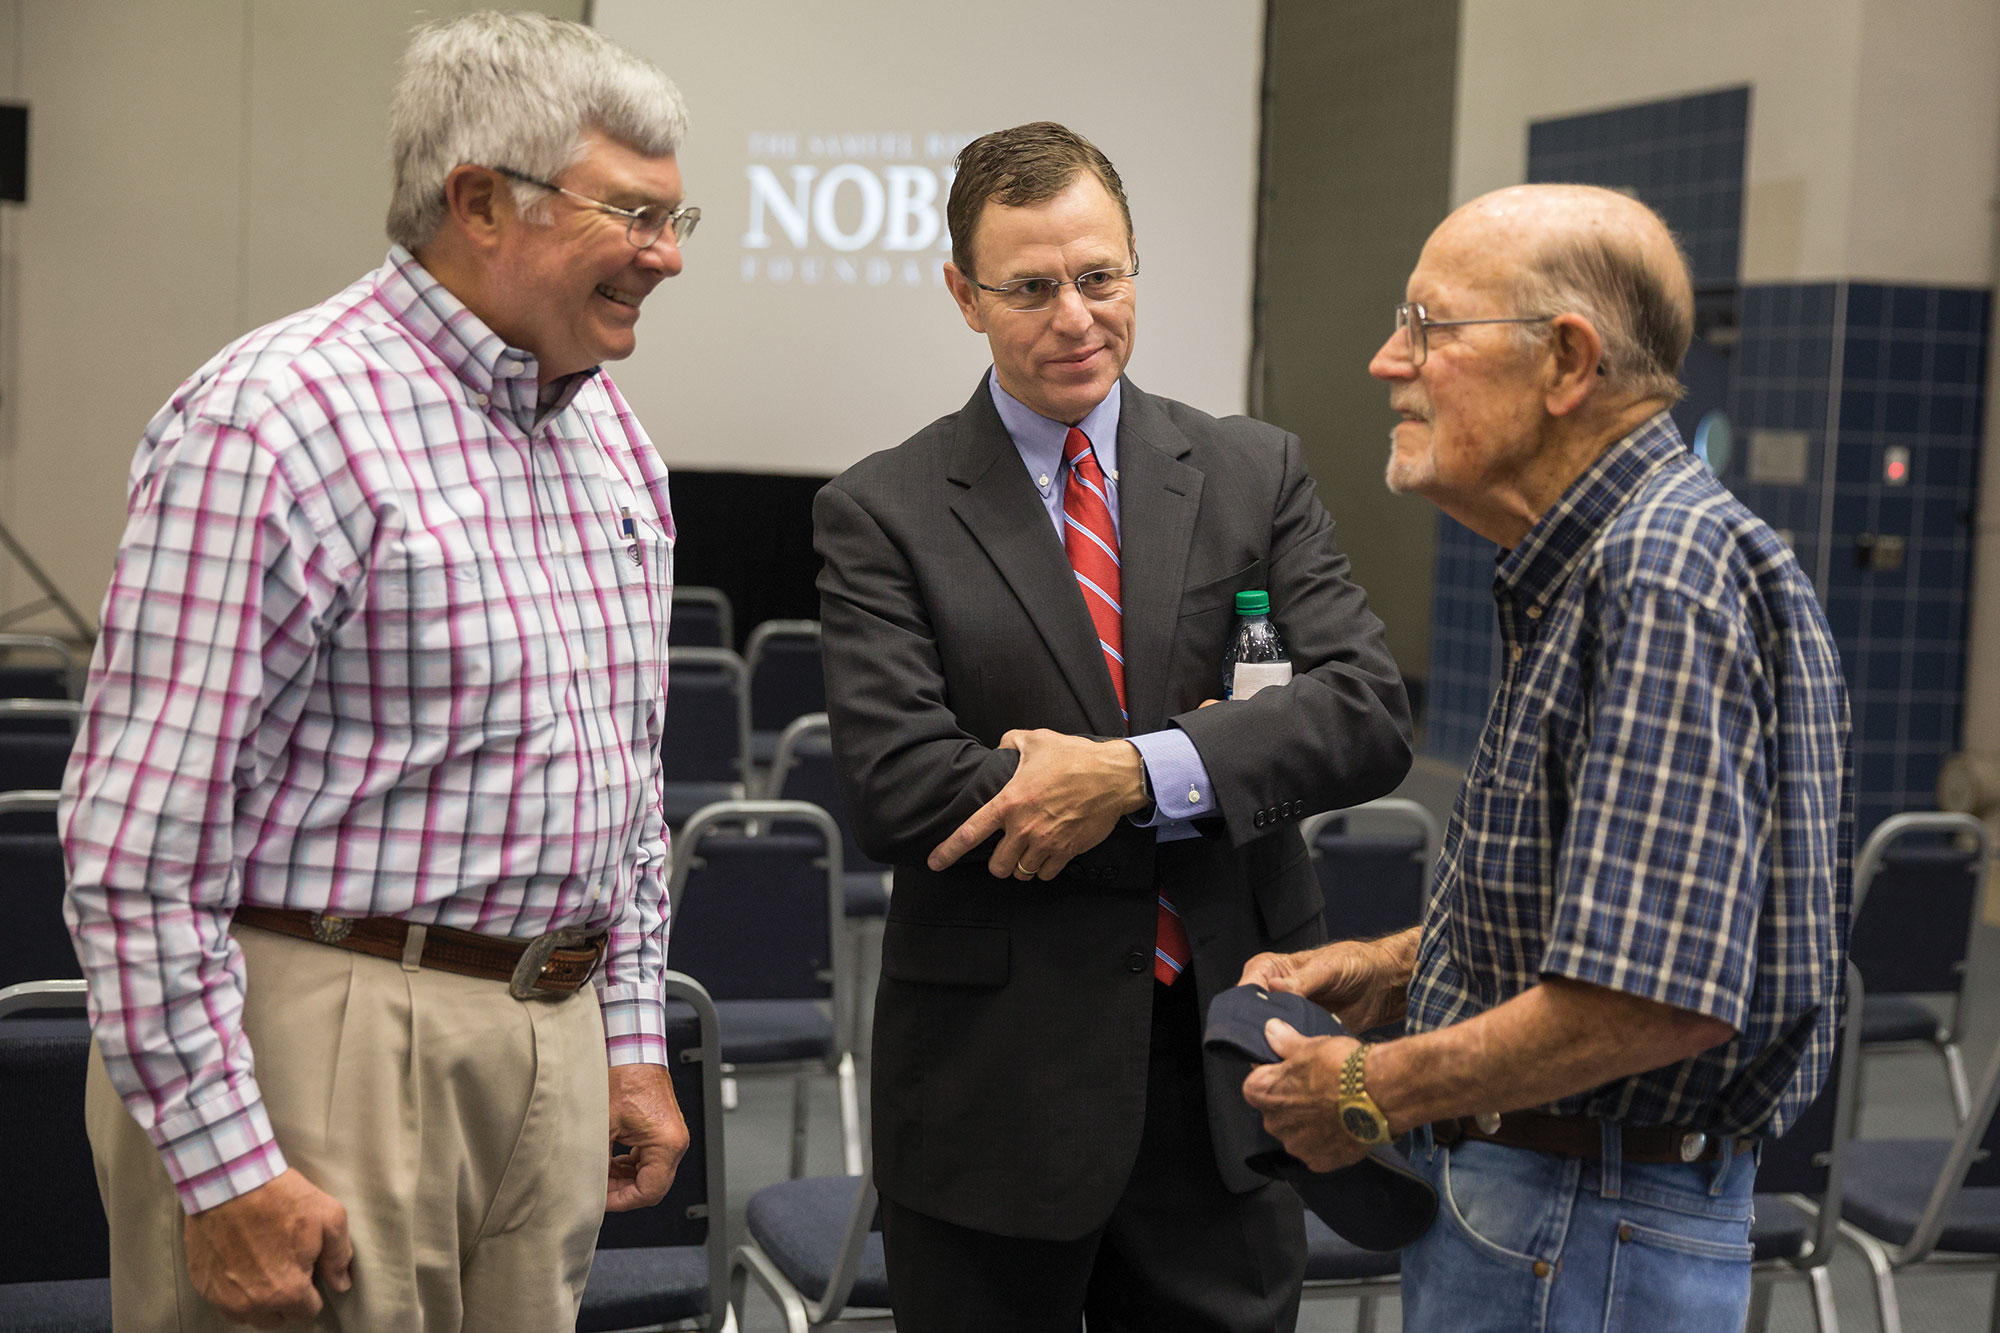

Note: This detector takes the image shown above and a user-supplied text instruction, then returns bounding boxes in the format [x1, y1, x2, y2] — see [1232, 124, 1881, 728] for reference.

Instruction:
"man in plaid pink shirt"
[59, 14, 697, 1327]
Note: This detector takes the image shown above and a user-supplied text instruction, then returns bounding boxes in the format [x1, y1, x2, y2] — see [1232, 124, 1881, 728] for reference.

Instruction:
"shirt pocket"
[1445, 781, 1553, 994]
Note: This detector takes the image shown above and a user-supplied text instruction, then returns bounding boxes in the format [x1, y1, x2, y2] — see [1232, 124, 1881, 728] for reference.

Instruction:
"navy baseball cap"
[1205, 984, 1437, 1251]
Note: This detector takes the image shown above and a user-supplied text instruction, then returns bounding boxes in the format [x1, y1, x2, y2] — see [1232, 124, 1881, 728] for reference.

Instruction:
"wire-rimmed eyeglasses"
[970, 261, 1140, 313]
[1395, 301, 1552, 367]
[491, 165, 700, 249]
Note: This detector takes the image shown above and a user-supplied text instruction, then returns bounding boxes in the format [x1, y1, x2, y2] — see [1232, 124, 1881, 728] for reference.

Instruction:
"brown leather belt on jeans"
[233, 904, 605, 1000]
[1432, 1111, 1753, 1165]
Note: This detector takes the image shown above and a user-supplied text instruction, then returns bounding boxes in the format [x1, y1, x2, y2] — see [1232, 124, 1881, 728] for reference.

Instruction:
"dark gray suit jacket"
[815, 375, 1411, 1240]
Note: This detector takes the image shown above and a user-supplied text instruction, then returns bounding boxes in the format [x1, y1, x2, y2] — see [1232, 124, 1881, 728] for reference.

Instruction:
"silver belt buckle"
[1474, 1112, 1502, 1135]
[1678, 1131, 1708, 1163]
[509, 925, 597, 1000]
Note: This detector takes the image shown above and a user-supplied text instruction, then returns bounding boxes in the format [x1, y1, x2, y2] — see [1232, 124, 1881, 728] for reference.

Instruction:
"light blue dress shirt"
[987, 369, 1218, 834]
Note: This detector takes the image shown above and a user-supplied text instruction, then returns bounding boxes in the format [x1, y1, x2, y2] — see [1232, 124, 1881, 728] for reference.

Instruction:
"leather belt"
[234, 904, 605, 1000]
[1432, 1111, 1753, 1165]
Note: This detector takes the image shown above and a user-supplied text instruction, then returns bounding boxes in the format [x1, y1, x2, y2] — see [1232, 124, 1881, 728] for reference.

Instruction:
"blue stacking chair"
[1837, 1016, 2000, 1333]
[730, 1165, 890, 1333]
[1302, 797, 1439, 1042]
[0, 702, 77, 827]
[660, 649, 751, 831]
[0, 978, 110, 1333]
[668, 801, 861, 1179]
[579, 972, 731, 1333]
[669, 587, 733, 651]
[1299, 1212, 1401, 1331]
[0, 634, 78, 701]
[1747, 960, 1862, 1333]
[744, 621, 824, 772]
[0, 795, 80, 988]
[1847, 812, 1989, 1121]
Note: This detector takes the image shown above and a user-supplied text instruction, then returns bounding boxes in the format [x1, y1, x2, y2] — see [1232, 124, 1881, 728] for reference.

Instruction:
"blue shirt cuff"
[1127, 727, 1217, 834]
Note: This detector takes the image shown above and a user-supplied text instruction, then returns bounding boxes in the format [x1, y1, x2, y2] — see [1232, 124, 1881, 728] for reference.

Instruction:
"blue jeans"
[1400, 1125, 1757, 1332]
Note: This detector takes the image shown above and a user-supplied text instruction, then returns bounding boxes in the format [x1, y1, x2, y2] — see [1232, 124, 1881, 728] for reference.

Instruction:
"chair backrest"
[1848, 812, 1988, 997]
[0, 634, 78, 701]
[0, 697, 81, 734]
[0, 724, 75, 802]
[1900, 1009, 2000, 1261]
[662, 649, 750, 786]
[764, 714, 884, 875]
[744, 620, 825, 735]
[0, 787, 60, 838]
[1753, 961, 1863, 1263]
[670, 587, 734, 651]
[1302, 798, 1440, 944]
[0, 822, 82, 987]
[668, 801, 846, 1020]
[0, 980, 108, 1283]
[594, 972, 728, 1321]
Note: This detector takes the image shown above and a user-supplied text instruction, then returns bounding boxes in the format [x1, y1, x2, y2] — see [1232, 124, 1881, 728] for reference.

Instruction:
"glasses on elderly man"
[490, 165, 701, 249]
[970, 261, 1140, 313]
[1394, 301, 1553, 368]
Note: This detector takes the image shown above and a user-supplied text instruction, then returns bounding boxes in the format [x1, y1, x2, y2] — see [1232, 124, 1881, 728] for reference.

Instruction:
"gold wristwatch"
[1336, 1043, 1391, 1146]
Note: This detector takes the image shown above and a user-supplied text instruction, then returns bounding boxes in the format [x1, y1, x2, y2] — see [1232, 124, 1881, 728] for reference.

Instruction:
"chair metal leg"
[736, 1243, 815, 1333]
[838, 1051, 864, 1176]
[1943, 1041, 1973, 1122]
[1840, 1220, 1904, 1333]
[1808, 1265, 1839, 1333]
[791, 1073, 811, 1178]
[1988, 1271, 2000, 1333]
[1355, 1294, 1378, 1333]
[1746, 1275, 1773, 1332]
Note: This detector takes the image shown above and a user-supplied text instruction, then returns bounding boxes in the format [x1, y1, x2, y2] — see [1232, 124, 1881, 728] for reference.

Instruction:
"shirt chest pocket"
[344, 550, 558, 733]
[1446, 781, 1555, 993]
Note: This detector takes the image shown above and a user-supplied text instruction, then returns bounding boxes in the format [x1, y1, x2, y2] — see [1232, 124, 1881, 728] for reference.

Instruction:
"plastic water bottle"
[1225, 590, 1291, 699]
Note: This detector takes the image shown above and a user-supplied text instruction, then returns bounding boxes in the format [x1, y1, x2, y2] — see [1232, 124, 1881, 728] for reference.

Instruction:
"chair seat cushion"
[716, 999, 834, 1064]
[843, 872, 890, 919]
[1750, 1193, 1814, 1261]
[1858, 995, 1945, 1046]
[1840, 1139, 2000, 1254]
[1301, 1213, 1400, 1281]
[576, 1245, 711, 1331]
[744, 1176, 890, 1309]
[0, 1277, 112, 1332]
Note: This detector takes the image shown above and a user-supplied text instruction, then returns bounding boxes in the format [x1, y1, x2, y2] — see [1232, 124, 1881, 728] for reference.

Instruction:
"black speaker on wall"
[0, 103, 26, 203]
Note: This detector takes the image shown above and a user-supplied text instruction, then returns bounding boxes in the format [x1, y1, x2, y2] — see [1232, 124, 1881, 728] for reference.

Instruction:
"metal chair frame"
[0, 697, 81, 729]
[744, 620, 825, 770]
[1299, 1263, 1400, 1333]
[666, 647, 753, 792]
[0, 790, 60, 817]
[671, 587, 735, 652]
[671, 800, 863, 1178]
[1297, 795, 1443, 877]
[1747, 959, 1865, 1333]
[729, 1165, 891, 1333]
[0, 634, 80, 698]
[1836, 1023, 2000, 1333]
[1850, 812, 1991, 1120]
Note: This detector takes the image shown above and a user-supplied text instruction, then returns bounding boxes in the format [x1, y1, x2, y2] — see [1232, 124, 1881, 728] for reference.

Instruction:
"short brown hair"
[947, 122, 1134, 279]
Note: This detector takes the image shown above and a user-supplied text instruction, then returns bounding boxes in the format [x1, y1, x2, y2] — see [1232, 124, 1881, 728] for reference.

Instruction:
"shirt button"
[1187, 787, 1201, 804]
[1510, 644, 1524, 663]
[502, 360, 521, 375]
[1124, 950, 1149, 974]
[599, 763, 613, 787]
[474, 392, 490, 408]
[1038, 473, 1051, 488]
[1526, 605, 1543, 620]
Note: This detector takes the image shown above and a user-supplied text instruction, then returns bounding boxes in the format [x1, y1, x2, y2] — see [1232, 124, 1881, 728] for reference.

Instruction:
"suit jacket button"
[1254, 811, 1268, 827]
[1124, 950, 1148, 973]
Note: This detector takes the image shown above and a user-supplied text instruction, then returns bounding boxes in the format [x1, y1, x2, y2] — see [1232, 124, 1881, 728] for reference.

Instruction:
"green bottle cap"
[1235, 589, 1271, 615]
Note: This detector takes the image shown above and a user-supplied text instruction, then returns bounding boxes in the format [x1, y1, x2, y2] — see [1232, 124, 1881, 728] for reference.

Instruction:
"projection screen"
[592, 0, 1266, 475]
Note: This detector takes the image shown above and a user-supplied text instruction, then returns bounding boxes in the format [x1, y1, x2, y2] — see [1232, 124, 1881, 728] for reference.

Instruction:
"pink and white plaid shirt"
[61, 248, 676, 1213]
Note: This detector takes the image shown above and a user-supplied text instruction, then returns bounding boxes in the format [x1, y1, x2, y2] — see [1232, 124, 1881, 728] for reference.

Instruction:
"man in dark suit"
[815, 121, 1412, 1332]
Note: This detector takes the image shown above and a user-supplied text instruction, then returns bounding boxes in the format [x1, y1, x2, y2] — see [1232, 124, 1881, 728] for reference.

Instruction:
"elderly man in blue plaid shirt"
[1239, 184, 1850, 1331]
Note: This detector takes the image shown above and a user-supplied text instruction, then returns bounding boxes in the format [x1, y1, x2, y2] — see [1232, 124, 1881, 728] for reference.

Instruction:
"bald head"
[1436, 184, 1695, 405]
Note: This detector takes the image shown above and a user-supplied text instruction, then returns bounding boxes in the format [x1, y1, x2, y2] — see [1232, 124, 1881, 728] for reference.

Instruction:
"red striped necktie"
[1061, 427, 1190, 986]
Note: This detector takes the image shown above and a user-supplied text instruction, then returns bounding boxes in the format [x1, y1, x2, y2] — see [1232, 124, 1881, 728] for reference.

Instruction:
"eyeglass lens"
[998, 271, 1133, 312]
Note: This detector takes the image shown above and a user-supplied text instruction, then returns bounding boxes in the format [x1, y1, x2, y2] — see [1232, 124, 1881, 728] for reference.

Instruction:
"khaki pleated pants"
[85, 924, 611, 1330]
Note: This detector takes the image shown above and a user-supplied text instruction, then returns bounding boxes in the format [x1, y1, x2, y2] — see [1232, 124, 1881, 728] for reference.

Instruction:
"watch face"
[1341, 1106, 1380, 1141]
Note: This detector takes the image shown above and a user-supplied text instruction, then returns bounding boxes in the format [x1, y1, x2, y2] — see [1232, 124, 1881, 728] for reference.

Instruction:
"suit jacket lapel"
[1115, 380, 1203, 734]
[947, 377, 1124, 733]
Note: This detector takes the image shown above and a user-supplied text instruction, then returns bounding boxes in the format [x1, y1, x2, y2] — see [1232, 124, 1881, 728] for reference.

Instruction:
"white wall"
[0, 1, 581, 638]
[1453, 0, 1999, 286]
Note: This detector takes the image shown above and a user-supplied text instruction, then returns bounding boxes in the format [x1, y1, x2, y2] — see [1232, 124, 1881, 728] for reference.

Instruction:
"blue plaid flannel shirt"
[1406, 413, 1852, 1136]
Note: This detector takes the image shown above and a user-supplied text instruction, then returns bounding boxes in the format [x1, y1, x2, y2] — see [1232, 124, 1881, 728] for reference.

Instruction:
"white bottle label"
[1231, 661, 1292, 698]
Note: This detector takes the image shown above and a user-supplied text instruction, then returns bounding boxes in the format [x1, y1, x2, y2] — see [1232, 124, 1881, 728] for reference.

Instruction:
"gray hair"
[1509, 227, 1694, 405]
[386, 11, 688, 252]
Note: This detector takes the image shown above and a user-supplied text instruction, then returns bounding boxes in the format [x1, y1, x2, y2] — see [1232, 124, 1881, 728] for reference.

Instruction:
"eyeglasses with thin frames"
[490, 165, 700, 249]
[970, 261, 1140, 313]
[1394, 301, 1552, 368]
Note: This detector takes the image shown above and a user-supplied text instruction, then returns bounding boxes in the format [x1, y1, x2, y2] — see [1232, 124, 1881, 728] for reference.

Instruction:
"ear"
[1543, 313, 1603, 417]
[441, 164, 508, 252]
[942, 262, 988, 335]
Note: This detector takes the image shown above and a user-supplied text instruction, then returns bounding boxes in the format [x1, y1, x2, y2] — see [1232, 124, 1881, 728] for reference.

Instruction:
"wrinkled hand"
[1239, 940, 1403, 1035]
[185, 1168, 352, 1328]
[927, 729, 1147, 880]
[607, 1063, 690, 1212]
[1241, 1020, 1371, 1174]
